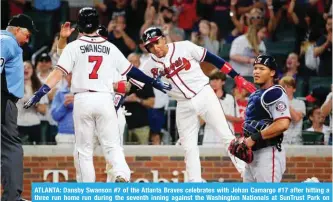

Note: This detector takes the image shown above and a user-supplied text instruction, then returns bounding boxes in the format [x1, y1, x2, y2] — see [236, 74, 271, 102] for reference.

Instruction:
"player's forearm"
[203, 51, 238, 78]
[47, 88, 58, 102]
[261, 118, 291, 139]
[45, 68, 65, 89]
[127, 66, 154, 85]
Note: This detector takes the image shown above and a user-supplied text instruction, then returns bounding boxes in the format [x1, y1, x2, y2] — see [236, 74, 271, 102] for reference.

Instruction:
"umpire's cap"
[8, 14, 38, 33]
[77, 7, 99, 34]
[253, 54, 278, 71]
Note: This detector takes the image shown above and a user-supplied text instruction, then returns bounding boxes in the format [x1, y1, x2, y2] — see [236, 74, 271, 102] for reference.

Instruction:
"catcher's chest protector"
[245, 90, 271, 122]
[244, 85, 285, 151]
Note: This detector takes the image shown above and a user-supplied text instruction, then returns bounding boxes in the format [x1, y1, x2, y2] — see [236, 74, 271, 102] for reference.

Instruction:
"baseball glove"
[228, 137, 254, 164]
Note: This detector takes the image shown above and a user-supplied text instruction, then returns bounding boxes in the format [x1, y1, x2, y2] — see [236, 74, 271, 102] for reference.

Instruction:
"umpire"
[1, 14, 37, 201]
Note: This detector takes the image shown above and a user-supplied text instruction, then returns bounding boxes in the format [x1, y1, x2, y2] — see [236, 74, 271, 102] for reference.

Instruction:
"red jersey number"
[89, 56, 102, 79]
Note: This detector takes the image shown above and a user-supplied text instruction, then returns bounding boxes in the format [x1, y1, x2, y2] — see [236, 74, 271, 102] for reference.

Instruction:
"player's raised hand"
[152, 75, 172, 93]
[60, 22, 75, 39]
[234, 75, 257, 93]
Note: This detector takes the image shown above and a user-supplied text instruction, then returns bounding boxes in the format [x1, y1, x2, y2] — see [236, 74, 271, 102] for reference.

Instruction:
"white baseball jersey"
[141, 40, 208, 100]
[56, 36, 132, 93]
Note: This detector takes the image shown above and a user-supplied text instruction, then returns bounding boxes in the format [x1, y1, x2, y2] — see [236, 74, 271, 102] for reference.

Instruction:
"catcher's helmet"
[77, 7, 99, 34]
[253, 55, 278, 71]
[141, 27, 164, 51]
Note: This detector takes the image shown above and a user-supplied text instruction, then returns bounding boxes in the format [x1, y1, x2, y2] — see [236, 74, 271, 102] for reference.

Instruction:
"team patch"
[275, 101, 287, 112]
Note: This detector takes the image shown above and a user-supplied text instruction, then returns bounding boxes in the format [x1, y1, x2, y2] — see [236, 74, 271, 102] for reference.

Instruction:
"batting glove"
[234, 75, 256, 93]
[151, 75, 172, 93]
[23, 84, 51, 109]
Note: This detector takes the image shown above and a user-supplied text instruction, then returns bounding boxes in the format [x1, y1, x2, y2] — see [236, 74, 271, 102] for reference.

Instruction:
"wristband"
[220, 62, 238, 78]
[251, 132, 263, 142]
[116, 81, 126, 94]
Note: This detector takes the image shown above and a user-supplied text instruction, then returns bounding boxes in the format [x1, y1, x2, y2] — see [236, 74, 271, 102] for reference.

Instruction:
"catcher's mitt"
[228, 137, 254, 164]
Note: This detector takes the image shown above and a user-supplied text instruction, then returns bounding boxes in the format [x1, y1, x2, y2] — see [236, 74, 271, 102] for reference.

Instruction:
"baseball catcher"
[229, 55, 291, 182]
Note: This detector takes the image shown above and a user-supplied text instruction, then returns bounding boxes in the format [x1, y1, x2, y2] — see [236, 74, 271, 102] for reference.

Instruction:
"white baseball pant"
[106, 107, 127, 182]
[176, 85, 245, 182]
[243, 146, 286, 182]
[73, 92, 130, 182]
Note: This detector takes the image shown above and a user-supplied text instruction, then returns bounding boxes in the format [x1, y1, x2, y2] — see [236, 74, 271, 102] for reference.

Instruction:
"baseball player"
[140, 27, 257, 182]
[235, 55, 291, 182]
[57, 22, 129, 182]
[23, 7, 171, 183]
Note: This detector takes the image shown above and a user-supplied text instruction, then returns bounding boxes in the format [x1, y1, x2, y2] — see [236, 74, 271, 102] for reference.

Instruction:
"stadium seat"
[301, 131, 324, 145]
[294, 77, 307, 97]
[219, 43, 231, 60]
[308, 77, 332, 94]
[24, 10, 54, 52]
[265, 41, 295, 56]
[302, 119, 312, 130]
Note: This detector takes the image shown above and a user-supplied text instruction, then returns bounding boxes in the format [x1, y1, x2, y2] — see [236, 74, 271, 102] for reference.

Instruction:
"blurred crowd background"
[1, 0, 332, 146]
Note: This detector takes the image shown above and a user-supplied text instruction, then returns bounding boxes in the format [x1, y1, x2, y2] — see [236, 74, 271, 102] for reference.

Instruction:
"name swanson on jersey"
[80, 44, 110, 54]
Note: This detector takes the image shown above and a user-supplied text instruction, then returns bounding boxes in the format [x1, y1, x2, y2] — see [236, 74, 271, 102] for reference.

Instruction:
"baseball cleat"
[115, 176, 128, 182]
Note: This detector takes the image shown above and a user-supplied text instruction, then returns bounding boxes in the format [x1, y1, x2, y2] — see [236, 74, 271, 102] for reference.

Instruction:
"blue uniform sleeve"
[127, 66, 154, 84]
[0, 42, 12, 73]
[203, 51, 239, 78]
[51, 90, 68, 122]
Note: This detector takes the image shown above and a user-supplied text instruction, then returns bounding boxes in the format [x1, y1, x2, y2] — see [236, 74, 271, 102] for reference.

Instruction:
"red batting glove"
[234, 76, 257, 93]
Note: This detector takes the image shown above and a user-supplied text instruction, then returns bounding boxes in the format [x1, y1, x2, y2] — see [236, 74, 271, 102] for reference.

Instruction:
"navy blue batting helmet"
[77, 7, 99, 34]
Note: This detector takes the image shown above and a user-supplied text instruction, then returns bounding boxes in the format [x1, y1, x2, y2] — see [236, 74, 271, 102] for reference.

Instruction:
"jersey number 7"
[89, 56, 102, 79]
